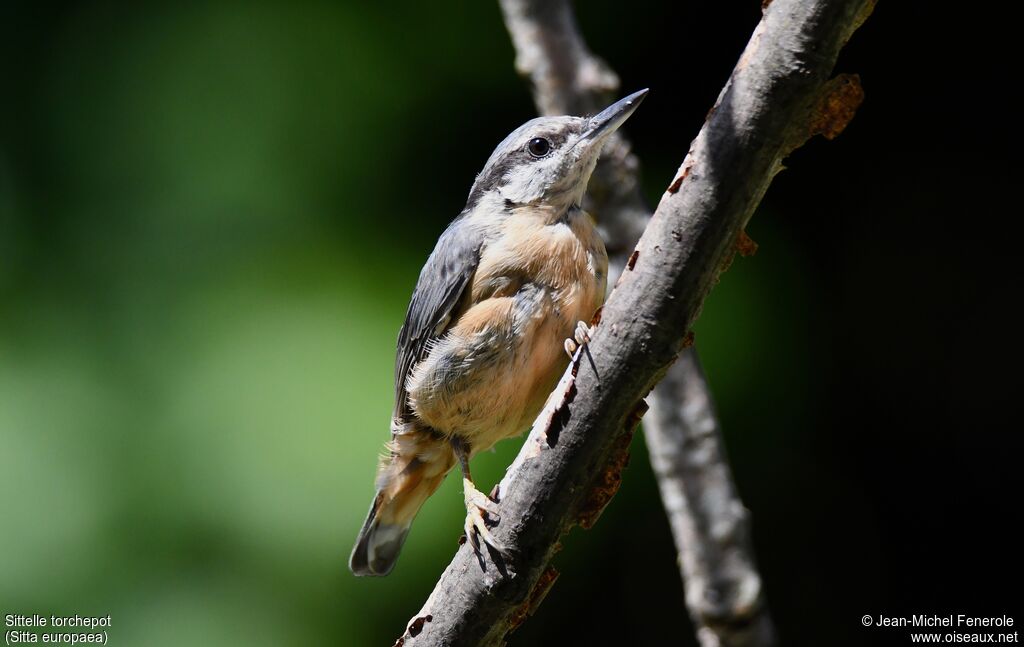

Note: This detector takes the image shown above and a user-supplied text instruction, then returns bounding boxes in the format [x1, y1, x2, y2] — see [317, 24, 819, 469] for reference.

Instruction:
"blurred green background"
[2, 1, 1019, 645]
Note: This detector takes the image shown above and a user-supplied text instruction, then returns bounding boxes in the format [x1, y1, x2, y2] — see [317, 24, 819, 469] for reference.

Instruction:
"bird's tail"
[349, 431, 454, 576]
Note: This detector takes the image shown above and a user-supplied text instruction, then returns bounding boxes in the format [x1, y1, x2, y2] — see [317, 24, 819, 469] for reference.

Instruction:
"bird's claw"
[463, 478, 505, 555]
[563, 320, 593, 359]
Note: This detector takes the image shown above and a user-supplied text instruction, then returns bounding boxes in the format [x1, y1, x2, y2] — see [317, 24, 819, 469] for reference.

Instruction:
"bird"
[349, 89, 648, 576]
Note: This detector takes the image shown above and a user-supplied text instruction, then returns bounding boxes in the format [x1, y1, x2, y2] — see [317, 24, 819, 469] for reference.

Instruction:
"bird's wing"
[392, 213, 482, 424]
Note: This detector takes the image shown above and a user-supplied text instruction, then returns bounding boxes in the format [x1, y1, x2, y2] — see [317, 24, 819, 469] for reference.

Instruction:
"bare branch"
[499, 0, 616, 116]
[397, 1, 873, 644]
[500, 1, 776, 645]
[645, 351, 776, 647]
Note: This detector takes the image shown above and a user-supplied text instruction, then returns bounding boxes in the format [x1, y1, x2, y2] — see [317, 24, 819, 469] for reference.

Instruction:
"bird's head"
[466, 89, 648, 214]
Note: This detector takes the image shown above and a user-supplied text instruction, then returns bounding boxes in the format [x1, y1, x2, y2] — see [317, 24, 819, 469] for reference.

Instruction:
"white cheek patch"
[496, 133, 596, 207]
[499, 159, 555, 204]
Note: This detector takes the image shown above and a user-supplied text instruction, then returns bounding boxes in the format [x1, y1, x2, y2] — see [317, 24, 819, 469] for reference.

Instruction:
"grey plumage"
[350, 90, 647, 577]
[465, 117, 581, 210]
[392, 215, 484, 425]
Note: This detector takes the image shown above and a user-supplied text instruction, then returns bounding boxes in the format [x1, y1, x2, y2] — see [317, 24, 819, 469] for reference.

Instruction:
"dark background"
[1, 1, 1020, 645]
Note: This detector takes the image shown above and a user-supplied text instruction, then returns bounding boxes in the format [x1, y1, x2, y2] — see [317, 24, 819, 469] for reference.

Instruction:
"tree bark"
[499, 1, 777, 644]
[645, 351, 775, 647]
[396, 1, 873, 644]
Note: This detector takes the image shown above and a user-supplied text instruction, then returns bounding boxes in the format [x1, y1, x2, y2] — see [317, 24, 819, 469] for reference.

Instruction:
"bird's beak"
[580, 88, 649, 145]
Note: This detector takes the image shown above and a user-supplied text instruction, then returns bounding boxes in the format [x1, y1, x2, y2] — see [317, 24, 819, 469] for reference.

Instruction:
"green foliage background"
[4, 1, 1017, 645]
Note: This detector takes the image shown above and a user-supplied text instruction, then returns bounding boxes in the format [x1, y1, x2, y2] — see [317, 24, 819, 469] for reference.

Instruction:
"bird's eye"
[527, 137, 551, 158]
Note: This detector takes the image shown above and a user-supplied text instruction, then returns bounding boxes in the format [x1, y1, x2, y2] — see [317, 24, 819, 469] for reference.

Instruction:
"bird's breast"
[410, 206, 608, 452]
[471, 206, 608, 316]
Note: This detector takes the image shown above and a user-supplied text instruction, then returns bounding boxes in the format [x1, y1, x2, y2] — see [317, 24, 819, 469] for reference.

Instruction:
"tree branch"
[397, 1, 873, 644]
[645, 351, 775, 647]
[501, 2, 777, 645]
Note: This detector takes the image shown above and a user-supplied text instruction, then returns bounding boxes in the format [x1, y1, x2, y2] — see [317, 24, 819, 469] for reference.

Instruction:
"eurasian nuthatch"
[350, 89, 648, 576]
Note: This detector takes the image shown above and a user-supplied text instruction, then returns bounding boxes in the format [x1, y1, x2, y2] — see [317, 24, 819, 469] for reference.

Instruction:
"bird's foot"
[563, 320, 592, 359]
[463, 478, 505, 555]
